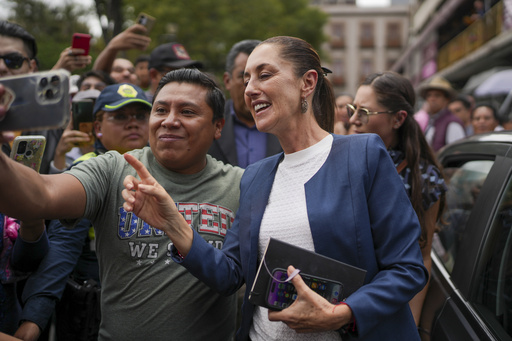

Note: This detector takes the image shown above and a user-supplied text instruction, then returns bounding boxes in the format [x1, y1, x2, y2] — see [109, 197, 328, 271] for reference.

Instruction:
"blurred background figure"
[348, 71, 446, 326]
[92, 24, 150, 84]
[333, 93, 353, 135]
[134, 54, 150, 90]
[146, 42, 202, 101]
[109, 58, 137, 84]
[472, 103, 504, 134]
[419, 76, 466, 151]
[208, 39, 281, 167]
[449, 95, 474, 136]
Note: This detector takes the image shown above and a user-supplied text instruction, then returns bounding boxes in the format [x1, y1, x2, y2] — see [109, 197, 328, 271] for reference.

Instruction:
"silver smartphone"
[0, 69, 70, 131]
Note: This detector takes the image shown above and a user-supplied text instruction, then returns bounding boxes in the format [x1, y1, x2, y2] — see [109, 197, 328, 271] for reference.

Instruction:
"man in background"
[420, 76, 465, 151]
[208, 39, 281, 167]
[449, 94, 474, 136]
[145, 42, 202, 101]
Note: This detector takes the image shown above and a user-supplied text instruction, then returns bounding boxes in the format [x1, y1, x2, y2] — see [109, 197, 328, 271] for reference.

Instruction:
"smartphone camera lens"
[17, 141, 27, 154]
[51, 75, 60, 86]
[45, 89, 54, 99]
[39, 77, 48, 88]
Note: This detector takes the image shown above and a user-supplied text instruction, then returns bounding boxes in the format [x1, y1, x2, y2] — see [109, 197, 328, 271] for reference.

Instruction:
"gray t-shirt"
[65, 147, 243, 341]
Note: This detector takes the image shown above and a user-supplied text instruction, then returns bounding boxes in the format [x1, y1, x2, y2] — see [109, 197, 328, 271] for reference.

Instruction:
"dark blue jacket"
[176, 134, 427, 340]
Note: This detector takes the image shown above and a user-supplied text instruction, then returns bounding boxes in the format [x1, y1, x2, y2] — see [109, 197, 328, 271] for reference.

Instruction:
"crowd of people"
[0, 16, 508, 341]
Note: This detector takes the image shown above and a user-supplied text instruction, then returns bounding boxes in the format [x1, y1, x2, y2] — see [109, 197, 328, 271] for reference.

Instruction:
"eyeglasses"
[105, 111, 150, 124]
[0, 53, 29, 70]
[346, 104, 395, 124]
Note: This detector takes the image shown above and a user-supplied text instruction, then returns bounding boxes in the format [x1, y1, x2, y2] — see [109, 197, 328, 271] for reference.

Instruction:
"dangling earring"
[301, 98, 308, 114]
[97, 132, 103, 138]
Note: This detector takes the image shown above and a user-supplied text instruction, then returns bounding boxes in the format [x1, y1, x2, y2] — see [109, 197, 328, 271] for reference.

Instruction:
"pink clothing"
[414, 110, 429, 132]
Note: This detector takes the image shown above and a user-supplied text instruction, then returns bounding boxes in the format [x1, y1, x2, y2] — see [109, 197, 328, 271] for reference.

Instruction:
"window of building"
[386, 22, 402, 48]
[332, 58, 345, 86]
[360, 23, 374, 47]
[359, 58, 373, 82]
[330, 23, 345, 48]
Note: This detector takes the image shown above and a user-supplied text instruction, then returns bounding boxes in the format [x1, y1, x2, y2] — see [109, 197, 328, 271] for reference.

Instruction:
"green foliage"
[130, 0, 328, 75]
[3, 0, 328, 78]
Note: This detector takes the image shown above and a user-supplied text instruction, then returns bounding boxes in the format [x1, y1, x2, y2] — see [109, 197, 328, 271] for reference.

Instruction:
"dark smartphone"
[72, 99, 94, 132]
[267, 268, 344, 310]
[10, 135, 47, 173]
[136, 12, 156, 34]
[71, 33, 91, 55]
[0, 69, 70, 131]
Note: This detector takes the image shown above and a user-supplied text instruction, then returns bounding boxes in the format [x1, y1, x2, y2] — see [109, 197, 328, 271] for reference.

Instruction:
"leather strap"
[396, 159, 408, 173]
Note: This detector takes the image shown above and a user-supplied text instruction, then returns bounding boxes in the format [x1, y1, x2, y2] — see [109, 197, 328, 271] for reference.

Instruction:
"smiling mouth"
[254, 103, 270, 113]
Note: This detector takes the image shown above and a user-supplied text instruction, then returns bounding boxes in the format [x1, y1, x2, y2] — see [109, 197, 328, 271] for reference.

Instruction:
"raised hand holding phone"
[71, 33, 91, 55]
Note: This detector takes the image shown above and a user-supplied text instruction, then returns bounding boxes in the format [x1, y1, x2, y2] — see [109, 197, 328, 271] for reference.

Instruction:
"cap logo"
[117, 84, 138, 98]
[173, 44, 190, 60]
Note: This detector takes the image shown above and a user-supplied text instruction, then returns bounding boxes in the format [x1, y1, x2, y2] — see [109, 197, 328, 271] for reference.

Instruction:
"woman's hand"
[268, 265, 353, 333]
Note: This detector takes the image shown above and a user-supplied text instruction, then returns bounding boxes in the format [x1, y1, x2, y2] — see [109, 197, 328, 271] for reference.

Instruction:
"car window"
[472, 175, 512, 339]
[432, 160, 494, 273]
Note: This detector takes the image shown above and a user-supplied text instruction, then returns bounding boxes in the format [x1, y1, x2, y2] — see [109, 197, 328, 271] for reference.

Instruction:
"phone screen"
[266, 269, 343, 310]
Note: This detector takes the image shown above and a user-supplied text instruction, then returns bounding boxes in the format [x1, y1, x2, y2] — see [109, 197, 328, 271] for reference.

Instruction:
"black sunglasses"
[0, 53, 29, 70]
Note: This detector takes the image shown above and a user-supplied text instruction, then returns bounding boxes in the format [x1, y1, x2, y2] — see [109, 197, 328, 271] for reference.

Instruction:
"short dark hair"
[473, 103, 499, 122]
[450, 95, 472, 110]
[154, 68, 225, 122]
[225, 40, 261, 74]
[135, 54, 150, 66]
[0, 21, 37, 59]
[77, 70, 115, 90]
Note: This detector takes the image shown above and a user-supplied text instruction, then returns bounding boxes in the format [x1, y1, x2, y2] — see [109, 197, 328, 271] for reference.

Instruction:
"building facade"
[313, 1, 410, 96]
[391, 0, 512, 115]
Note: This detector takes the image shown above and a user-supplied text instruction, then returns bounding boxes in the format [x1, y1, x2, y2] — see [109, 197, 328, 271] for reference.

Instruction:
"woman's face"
[94, 102, 150, 154]
[348, 85, 397, 148]
[472, 106, 499, 134]
[243, 44, 303, 135]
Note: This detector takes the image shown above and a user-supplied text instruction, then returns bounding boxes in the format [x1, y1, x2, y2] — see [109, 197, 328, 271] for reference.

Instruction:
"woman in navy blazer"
[122, 36, 428, 340]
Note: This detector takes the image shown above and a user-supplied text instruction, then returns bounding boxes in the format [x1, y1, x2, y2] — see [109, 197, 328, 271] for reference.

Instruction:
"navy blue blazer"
[177, 134, 427, 340]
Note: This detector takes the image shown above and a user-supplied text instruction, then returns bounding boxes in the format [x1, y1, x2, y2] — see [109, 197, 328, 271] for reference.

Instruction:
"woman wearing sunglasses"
[348, 71, 447, 326]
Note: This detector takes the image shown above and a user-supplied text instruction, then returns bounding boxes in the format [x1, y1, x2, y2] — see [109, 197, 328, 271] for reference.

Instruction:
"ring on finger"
[68, 49, 73, 56]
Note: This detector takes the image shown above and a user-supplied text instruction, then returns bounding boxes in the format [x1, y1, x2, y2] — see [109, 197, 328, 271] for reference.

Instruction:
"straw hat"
[419, 76, 456, 99]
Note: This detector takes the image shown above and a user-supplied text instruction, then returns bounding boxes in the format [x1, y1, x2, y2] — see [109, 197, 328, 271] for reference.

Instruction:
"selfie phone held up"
[266, 268, 344, 310]
[0, 69, 70, 131]
[10, 135, 47, 173]
[71, 33, 91, 55]
[136, 12, 156, 34]
[72, 99, 95, 146]
[72, 99, 94, 133]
